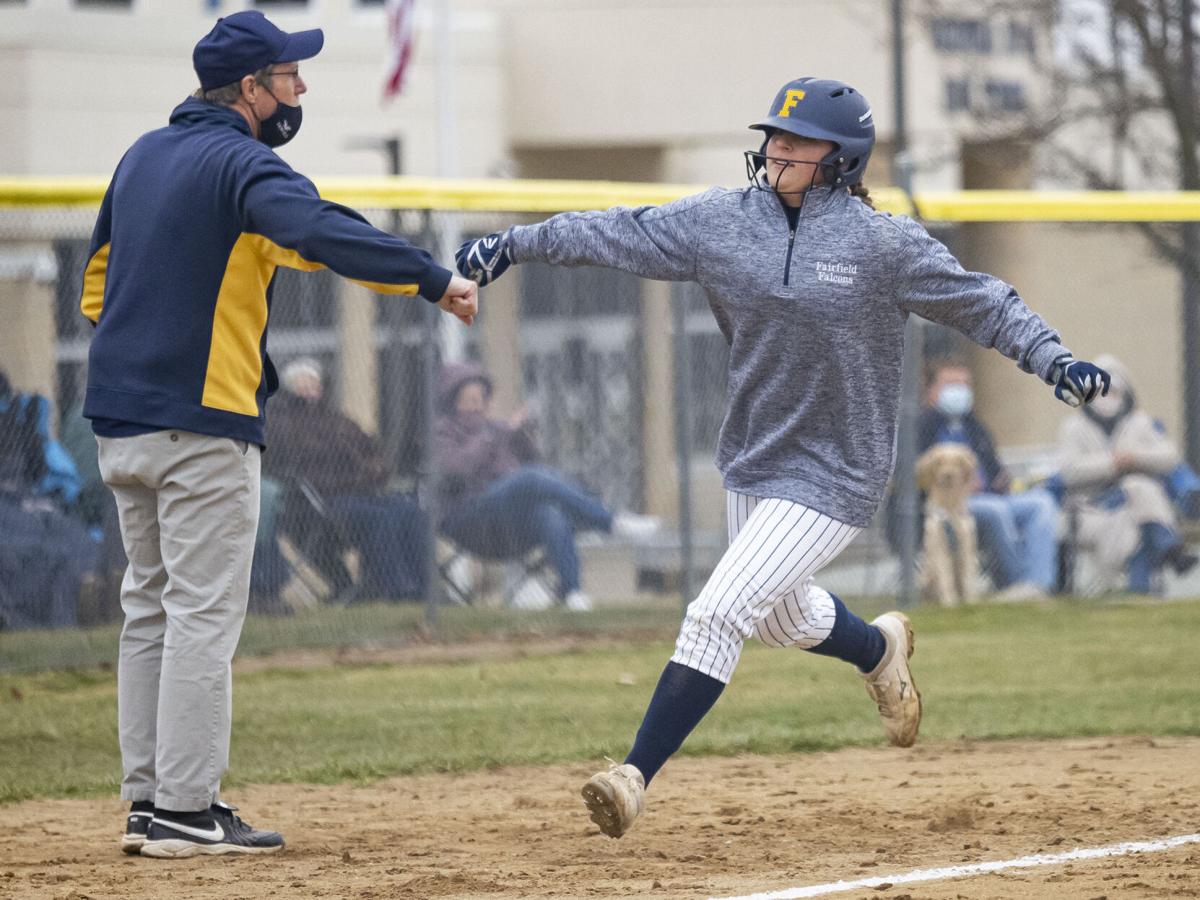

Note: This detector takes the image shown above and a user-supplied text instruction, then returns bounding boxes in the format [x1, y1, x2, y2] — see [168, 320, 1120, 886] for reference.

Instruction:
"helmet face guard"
[747, 77, 876, 187]
[743, 150, 822, 195]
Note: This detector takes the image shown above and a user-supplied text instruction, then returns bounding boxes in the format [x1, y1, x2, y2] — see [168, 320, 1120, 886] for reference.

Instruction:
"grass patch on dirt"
[1, 598, 1198, 803]
[0, 600, 688, 673]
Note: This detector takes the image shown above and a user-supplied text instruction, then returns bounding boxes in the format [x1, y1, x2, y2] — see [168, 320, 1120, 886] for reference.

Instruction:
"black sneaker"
[120, 801, 155, 855]
[140, 801, 284, 858]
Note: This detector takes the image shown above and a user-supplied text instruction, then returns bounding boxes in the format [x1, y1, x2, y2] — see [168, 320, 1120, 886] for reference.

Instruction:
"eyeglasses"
[267, 68, 301, 81]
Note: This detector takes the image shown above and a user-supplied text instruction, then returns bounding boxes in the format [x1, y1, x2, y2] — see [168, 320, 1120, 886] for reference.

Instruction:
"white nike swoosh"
[155, 818, 225, 841]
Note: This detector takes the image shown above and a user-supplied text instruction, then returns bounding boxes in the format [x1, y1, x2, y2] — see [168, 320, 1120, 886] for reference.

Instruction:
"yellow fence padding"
[3, 177, 1200, 221]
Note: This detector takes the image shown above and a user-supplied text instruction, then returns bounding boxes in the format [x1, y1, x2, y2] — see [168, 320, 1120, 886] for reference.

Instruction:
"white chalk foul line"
[710, 832, 1200, 900]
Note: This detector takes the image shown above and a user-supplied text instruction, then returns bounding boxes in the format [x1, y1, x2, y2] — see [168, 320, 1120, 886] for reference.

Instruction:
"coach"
[79, 10, 477, 859]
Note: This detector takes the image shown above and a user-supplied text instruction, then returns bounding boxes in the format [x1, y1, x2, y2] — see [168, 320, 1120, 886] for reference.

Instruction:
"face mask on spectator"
[1088, 389, 1126, 420]
[936, 383, 973, 417]
[456, 409, 487, 431]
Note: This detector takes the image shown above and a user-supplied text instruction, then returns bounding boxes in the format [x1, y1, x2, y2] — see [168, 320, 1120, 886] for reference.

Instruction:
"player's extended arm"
[893, 220, 1109, 407]
[456, 190, 720, 286]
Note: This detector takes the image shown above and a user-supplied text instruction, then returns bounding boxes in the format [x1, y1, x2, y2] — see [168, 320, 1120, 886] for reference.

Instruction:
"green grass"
[0, 601, 687, 673]
[1, 599, 1198, 804]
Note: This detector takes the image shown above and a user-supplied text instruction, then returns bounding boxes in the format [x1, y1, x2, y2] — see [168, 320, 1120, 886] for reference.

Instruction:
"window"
[1007, 21, 1036, 58]
[931, 17, 992, 54]
[985, 79, 1027, 112]
[945, 77, 971, 112]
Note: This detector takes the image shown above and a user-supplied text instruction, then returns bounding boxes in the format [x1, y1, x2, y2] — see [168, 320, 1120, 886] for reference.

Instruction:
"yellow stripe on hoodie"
[202, 234, 419, 416]
[80, 243, 110, 323]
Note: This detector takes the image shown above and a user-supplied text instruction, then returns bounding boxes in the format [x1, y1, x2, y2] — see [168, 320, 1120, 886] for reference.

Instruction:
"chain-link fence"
[2, 193, 1199, 671]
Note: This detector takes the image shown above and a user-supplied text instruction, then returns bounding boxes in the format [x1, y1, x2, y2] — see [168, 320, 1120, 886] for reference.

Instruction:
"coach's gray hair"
[280, 357, 324, 395]
[193, 66, 273, 106]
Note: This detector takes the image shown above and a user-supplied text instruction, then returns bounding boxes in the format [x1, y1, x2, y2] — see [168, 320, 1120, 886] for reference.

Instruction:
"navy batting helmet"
[748, 77, 875, 186]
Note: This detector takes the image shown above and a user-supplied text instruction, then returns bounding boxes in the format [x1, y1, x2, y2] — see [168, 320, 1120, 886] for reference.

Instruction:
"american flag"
[383, 0, 417, 100]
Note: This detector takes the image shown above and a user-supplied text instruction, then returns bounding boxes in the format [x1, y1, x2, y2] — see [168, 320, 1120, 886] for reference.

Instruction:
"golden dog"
[916, 442, 981, 607]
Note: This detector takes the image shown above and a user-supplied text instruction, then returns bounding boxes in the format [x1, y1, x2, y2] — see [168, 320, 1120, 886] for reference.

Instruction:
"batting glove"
[456, 231, 513, 286]
[1052, 355, 1111, 408]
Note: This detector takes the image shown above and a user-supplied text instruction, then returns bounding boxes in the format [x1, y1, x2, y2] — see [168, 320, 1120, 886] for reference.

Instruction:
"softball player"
[458, 77, 1109, 838]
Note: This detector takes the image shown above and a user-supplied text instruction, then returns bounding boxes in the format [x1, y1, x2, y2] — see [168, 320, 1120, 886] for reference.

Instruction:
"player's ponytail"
[849, 182, 875, 209]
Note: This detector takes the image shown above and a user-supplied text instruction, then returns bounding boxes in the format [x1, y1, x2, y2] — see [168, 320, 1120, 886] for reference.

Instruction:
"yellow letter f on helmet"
[779, 88, 806, 116]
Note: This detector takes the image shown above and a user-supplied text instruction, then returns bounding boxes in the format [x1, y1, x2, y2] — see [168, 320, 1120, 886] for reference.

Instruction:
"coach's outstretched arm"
[891, 218, 1108, 407]
[240, 150, 477, 322]
[457, 190, 727, 286]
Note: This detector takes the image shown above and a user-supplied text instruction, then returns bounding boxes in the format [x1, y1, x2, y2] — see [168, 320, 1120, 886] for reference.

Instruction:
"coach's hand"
[1052, 355, 1111, 408]
[456, 231, 512, 286]
[437, 275, 479, 325]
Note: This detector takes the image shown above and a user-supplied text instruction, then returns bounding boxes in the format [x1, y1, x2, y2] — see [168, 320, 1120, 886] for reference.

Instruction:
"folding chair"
[274, 477, 360, 606]
[436, 538, 557, 608]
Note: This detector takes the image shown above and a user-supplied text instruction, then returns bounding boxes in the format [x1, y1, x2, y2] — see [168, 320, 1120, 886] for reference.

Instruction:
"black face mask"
[258, 88, 302, 147]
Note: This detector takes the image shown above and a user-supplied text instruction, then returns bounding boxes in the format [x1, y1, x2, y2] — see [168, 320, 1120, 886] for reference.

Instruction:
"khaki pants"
[98, 430, 260, 812]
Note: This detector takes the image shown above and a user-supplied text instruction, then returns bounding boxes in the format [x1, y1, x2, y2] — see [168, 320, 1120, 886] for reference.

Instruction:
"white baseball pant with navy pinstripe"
[671, 491, 862, 683]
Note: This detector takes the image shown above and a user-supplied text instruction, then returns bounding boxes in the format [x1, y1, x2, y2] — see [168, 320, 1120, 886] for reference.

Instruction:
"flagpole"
[433, 0, 467, 363]
[433, 0, 460, 180]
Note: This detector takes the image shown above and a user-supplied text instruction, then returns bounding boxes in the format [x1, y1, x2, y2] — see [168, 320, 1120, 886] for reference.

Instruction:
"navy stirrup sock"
[624, 661, 725, 786]
[805, 594, 886, 673]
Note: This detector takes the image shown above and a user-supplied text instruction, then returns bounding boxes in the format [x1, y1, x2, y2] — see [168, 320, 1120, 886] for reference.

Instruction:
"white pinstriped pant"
[671, 492, 862, 683]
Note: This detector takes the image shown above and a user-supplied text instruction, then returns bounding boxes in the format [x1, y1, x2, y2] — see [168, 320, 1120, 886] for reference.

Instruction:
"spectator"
[59, 399, 127, 624]
[263, 358, 428, 602]
[435, 363, 658, 612]
[0, 371, 83, 510]
[59, 400, 109, 528]
[919, 358, 1059, 599]
[1167, 460, 1200, 520]
[1057, 354, 1197, 593]
[0, 370, 95, 629]
[0, 370, 45, 499]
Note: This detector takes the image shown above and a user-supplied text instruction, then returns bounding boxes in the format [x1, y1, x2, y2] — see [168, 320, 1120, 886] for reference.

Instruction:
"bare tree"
[1055, 0, 1200, 465]
[912, 0, 1200, 464]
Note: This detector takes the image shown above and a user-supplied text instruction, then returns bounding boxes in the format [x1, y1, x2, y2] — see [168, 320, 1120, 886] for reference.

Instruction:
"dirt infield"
[2, 736, 1198, 900]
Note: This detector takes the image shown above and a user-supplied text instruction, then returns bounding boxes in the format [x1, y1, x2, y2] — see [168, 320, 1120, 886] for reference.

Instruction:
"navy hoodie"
[80, 98, 452, 446]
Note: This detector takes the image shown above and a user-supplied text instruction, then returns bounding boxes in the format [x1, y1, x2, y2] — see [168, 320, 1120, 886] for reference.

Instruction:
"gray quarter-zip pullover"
[507, 185, 1068, 526]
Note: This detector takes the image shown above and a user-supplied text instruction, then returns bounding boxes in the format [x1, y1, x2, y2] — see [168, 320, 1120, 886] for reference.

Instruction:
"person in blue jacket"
[80, 11, 478, 860]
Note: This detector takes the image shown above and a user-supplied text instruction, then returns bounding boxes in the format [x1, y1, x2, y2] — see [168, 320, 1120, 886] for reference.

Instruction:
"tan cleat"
[861, 611, 922, 748]
[581, 762, 645, 838]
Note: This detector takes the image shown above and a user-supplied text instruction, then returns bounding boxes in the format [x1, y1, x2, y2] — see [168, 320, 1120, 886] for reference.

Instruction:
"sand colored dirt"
[2, 736, 1198, 900]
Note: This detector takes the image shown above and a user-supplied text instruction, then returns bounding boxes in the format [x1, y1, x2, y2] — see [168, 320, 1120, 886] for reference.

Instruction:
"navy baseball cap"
[193, 10, 324, 91]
